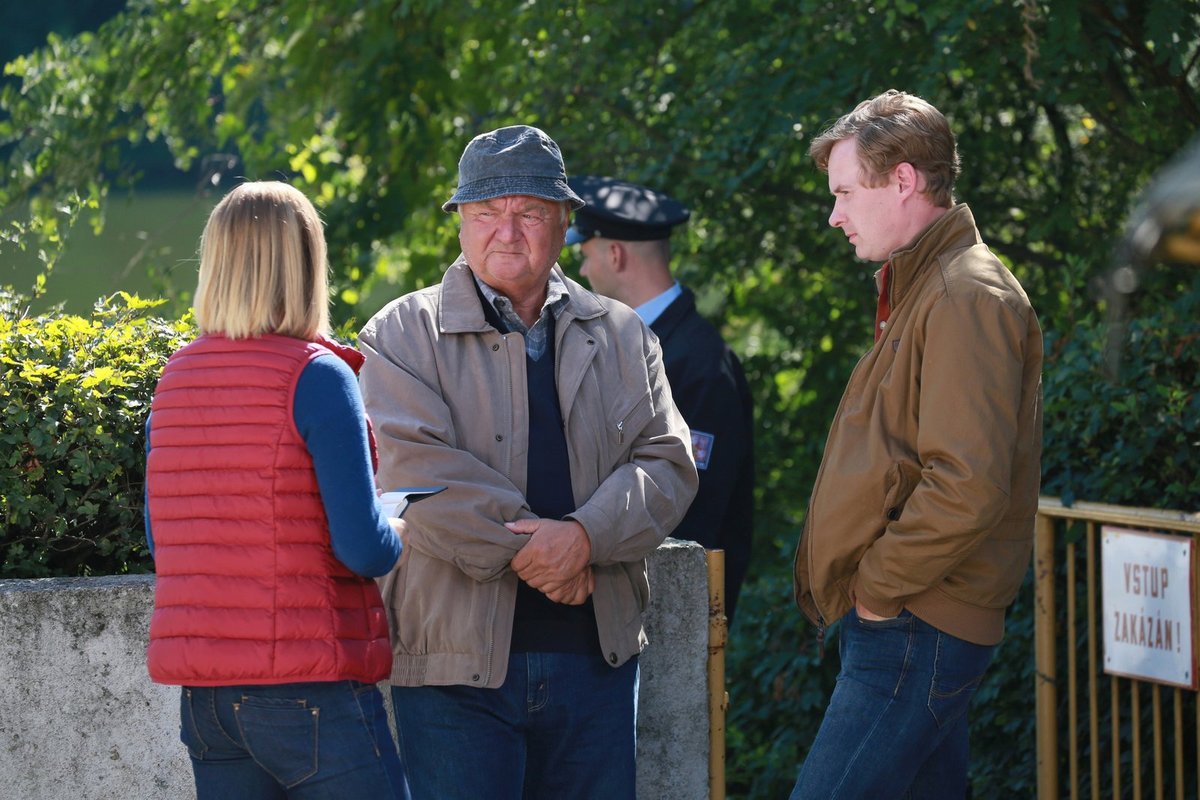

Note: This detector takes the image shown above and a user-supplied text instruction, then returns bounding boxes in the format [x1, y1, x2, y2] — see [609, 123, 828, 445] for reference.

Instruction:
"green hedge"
[0, 289, 192, 577]
[1041, 280, 1200, 510]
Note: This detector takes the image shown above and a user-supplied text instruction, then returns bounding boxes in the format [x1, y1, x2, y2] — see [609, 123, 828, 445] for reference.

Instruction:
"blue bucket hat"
[443, 125, 585, 213]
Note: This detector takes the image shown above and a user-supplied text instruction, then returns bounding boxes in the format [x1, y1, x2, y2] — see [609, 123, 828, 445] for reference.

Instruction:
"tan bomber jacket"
[359, 259, 698, 688]
[794, 204, 1043, 647]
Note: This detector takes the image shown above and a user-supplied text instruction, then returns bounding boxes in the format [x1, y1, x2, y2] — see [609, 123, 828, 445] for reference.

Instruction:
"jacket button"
[887, 507, 900, 521]
[609, 652, 618, 664]
[472, 674, 480, 682]
[495, 434, 503, 442]
[492, 344, 500, 351]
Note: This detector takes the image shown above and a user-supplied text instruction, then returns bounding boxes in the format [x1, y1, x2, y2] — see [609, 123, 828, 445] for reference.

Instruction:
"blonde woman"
[144, 181, 408, 799]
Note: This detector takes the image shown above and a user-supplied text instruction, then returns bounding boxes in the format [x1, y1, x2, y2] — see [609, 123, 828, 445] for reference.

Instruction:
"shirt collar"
[634, 281, 682, 326]
[473, 270, 571, 333]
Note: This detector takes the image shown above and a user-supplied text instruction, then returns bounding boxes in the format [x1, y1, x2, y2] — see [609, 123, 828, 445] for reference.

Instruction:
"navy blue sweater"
[479, 298, 601, 655]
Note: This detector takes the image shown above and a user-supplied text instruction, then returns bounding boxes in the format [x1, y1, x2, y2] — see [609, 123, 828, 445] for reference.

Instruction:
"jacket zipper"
[802, 350, 871, 657]
[805, 515, 829, 660]
[616, 419, 624, 444]
[485, 333, 512, 688]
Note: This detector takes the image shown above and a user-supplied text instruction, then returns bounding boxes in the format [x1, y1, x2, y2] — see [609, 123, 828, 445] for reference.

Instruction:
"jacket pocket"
[882, 460, 922, 521]
[610, 389, 654, 455]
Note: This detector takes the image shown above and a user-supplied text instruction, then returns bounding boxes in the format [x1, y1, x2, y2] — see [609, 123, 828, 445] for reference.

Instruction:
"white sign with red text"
[1101, 526, 1196, 689]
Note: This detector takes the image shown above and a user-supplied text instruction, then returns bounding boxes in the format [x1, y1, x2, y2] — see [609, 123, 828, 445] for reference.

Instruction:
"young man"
[791, 90, 1043, 799]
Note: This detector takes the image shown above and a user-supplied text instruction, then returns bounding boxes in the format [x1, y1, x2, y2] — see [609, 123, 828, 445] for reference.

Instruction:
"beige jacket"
[359, 259, 698, 688]
[794, 204, 1043, 646]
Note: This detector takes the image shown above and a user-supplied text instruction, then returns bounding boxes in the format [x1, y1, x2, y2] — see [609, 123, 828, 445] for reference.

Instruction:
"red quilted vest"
[145, 333, 391, 686]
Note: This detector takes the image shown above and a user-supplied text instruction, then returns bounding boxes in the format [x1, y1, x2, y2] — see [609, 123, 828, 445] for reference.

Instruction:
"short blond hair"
[193, 181, 330, 339]
[809, 89, 960, 208]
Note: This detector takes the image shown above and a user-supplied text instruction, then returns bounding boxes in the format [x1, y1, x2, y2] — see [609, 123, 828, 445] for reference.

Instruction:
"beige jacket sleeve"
[566, 327, 699, 565]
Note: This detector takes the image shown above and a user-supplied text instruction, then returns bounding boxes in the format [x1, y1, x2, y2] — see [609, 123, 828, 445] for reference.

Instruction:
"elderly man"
[358, 125, 698, 799]
[791, 91, 1043, 798]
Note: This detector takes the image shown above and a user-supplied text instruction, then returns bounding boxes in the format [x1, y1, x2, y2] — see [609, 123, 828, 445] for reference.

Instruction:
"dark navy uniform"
[650, 287, 755, 623]
[567, 176, 756, 623]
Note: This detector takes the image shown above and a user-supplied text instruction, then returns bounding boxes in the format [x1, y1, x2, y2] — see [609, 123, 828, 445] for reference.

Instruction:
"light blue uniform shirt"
[633, 281, 682, 326]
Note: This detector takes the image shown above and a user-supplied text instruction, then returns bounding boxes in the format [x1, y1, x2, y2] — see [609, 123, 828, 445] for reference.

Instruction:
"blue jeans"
[180, 681, 409, 800]
[789, 609, 995, 800]
[391, 651, 638, 800]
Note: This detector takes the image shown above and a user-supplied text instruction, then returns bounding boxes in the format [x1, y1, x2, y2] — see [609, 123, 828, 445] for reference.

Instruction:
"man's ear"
[894, 161, 924, 199]
[610, 241, 627, 272]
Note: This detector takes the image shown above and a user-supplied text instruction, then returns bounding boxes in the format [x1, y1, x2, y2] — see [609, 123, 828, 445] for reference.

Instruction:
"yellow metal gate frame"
[1035, 498, 1200, 799]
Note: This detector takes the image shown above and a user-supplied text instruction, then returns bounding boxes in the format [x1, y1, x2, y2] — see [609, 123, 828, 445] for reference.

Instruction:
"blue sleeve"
[294, 355, 402, 577]
[144, 414, 154, 557]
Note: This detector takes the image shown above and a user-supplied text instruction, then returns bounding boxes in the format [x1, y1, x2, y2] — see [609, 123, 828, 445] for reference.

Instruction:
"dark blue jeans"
[179, 681, 409, 800]
[789, 609, 995, 800]
[391, 651, 638, 800]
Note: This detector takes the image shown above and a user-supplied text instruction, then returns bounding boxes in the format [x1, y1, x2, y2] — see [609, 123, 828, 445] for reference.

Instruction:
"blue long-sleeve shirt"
[144, 352, 401, 578]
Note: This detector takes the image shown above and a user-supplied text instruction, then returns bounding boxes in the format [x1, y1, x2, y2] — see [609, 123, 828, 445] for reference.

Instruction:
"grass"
[1, 187, 219, 315]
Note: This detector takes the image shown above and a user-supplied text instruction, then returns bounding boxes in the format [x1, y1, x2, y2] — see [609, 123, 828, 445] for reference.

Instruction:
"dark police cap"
[565, 176, 690, 245]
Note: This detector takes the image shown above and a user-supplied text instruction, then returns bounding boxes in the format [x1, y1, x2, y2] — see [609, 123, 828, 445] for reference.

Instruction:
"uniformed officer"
[566, 175, 756, 624]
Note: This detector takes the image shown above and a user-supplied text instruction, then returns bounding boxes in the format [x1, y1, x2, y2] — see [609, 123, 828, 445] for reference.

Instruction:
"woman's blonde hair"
[193, 181, 330, 339]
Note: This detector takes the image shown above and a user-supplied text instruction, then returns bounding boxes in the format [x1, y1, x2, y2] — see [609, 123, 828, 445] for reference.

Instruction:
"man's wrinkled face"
[458, 195, 568, 299]
[826, 137, 907, 263]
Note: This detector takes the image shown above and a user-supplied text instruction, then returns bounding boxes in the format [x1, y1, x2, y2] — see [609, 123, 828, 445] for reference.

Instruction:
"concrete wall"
[0, 539, 712, 800]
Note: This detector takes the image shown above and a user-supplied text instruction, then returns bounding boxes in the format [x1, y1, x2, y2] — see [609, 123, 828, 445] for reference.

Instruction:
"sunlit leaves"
[0, 288, 193, 577]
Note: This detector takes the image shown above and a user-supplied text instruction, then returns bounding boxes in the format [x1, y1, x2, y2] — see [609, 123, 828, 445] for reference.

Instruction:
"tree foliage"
[4, 0, 1196, 530]
[2, 1, 1199, 797]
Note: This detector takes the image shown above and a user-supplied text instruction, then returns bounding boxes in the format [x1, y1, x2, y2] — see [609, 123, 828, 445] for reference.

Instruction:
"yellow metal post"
[1132, 681, 1142, 800]
[1087, 523, 1100, 800]
[706, 549, 728, 800]
[1034, 513, 1058, 800]
[1113, 677, 1122, 799]
[1067, 540, 1078, 797]
[1152, 684, 1163, 800]
[1173, 690, 1183, 800]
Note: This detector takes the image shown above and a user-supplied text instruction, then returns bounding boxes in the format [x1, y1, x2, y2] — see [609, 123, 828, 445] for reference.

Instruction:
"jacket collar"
[648, 286, 696, 341]
[884, 203, 981, 308]
[437, 256, 607, 334]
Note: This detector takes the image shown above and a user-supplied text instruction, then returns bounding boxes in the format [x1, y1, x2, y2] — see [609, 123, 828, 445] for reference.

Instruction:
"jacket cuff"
[564, 509, 603, 564]
[850, 573, 905, 618]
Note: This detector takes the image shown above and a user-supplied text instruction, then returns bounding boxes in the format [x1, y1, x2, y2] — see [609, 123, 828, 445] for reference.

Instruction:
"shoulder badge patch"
[690, 429, 715, 470]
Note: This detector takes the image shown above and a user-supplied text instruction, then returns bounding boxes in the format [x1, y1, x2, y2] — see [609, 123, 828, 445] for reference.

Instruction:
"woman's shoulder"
[299, 351, 357, 386]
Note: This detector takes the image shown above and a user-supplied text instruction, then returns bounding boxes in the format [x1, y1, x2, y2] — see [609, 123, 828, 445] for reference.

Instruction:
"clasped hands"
[506, 518, 594, 605]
